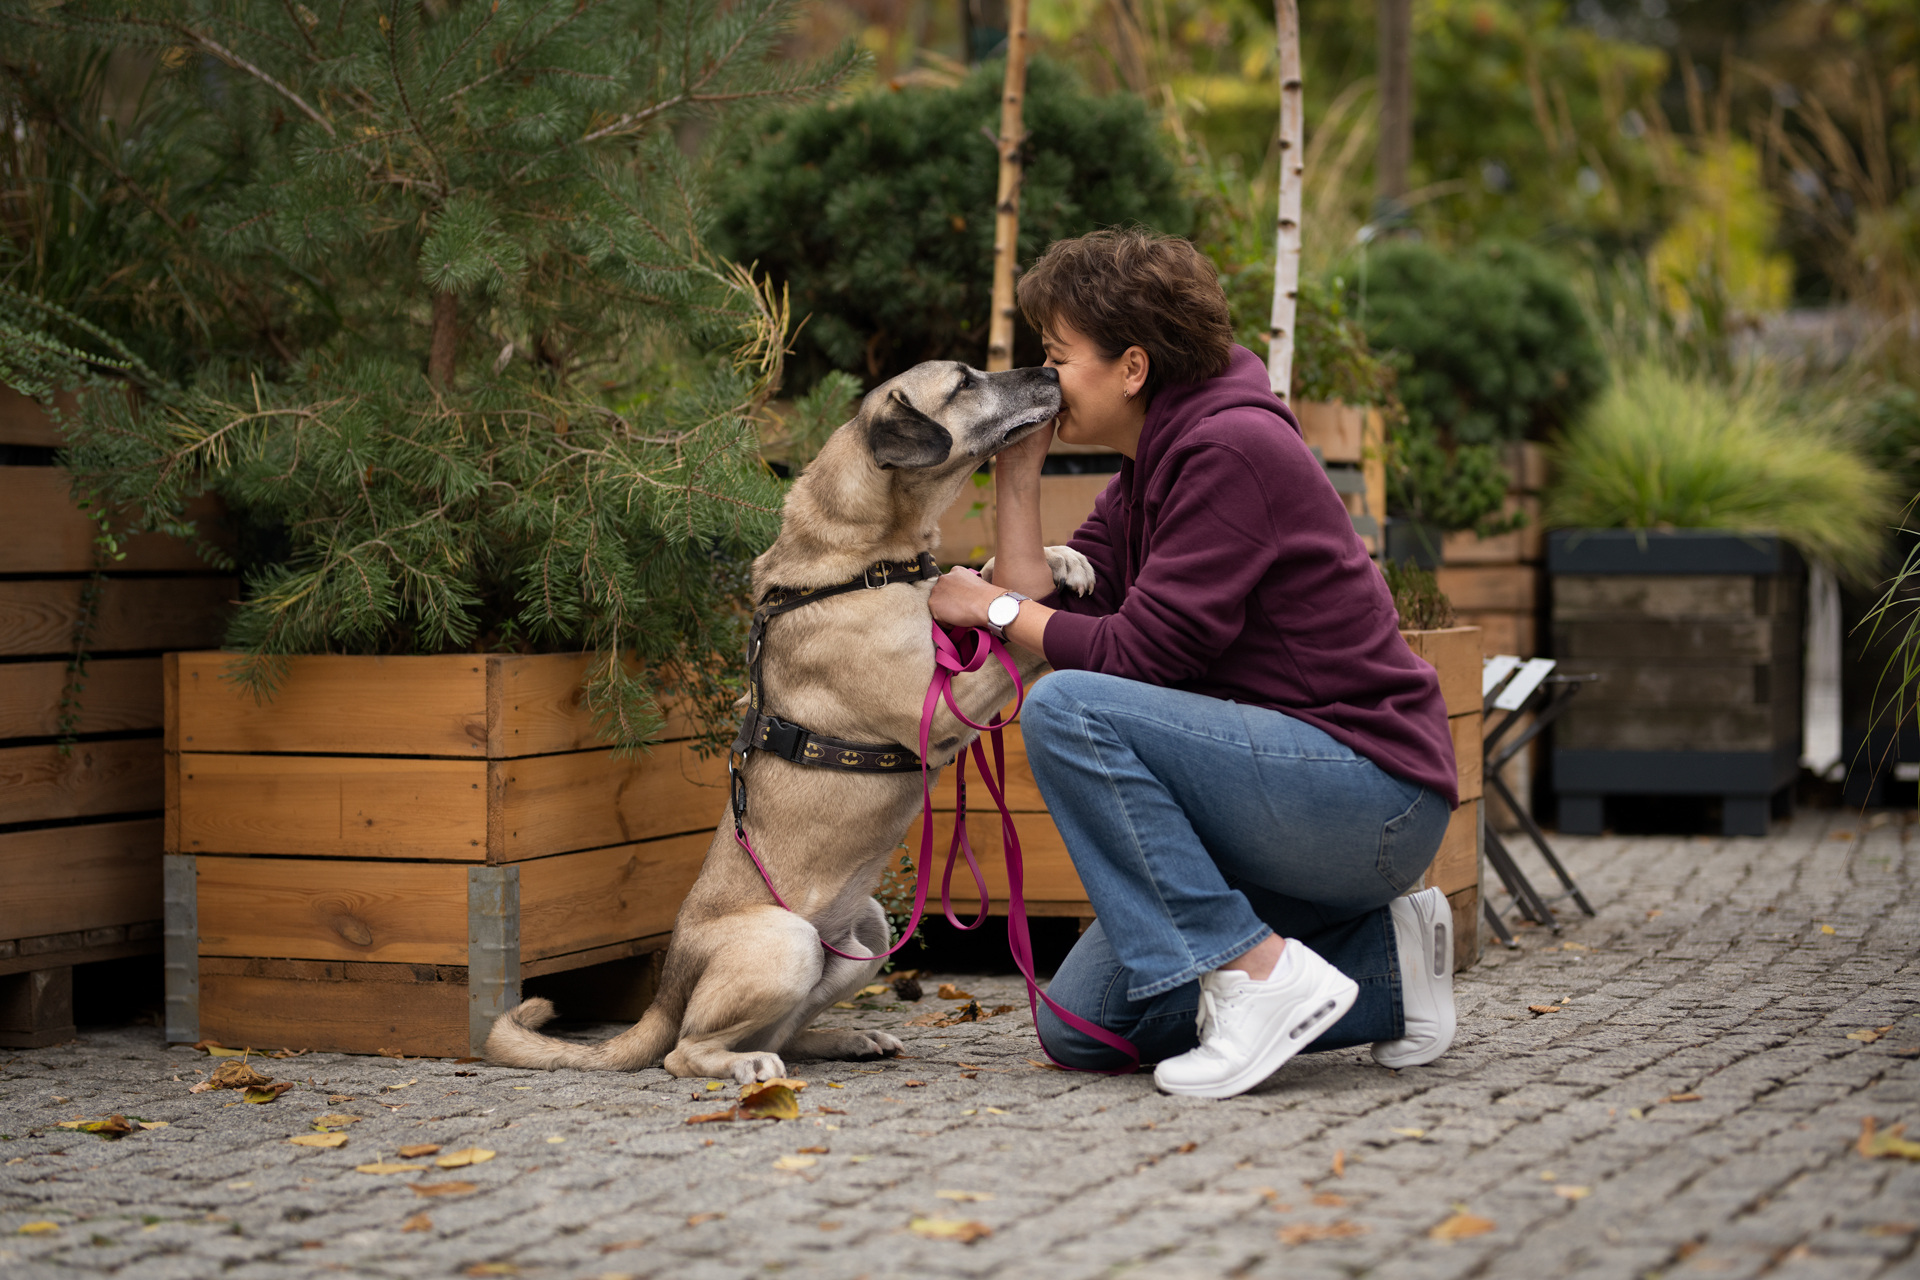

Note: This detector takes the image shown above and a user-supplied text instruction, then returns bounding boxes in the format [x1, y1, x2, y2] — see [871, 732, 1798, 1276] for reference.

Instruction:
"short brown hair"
[1016, 228, 1235, 400]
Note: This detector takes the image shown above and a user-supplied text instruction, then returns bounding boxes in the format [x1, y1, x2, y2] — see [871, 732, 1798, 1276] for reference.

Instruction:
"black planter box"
[1549, 530, 1804, 838]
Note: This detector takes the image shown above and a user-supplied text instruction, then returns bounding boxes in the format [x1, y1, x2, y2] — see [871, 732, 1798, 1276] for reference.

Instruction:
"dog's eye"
[959, 371, 973, 390]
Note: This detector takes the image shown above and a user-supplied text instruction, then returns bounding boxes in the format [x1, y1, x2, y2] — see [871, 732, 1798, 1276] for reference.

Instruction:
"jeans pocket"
[1376, 787, 1450, 895]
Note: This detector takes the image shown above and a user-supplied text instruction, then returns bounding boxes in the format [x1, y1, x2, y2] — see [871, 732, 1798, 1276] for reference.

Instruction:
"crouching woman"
[928, 228, 1459, 1098]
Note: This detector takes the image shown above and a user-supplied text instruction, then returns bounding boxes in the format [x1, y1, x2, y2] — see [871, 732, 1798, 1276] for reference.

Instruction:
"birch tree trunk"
[1377, 0, 1412, 205]
[984, 0, 1030, 372]
[1267, 0, 1303, 399]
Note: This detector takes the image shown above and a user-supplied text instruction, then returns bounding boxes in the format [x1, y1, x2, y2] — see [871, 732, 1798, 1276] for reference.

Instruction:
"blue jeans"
[1021, 670, 1451, 1069]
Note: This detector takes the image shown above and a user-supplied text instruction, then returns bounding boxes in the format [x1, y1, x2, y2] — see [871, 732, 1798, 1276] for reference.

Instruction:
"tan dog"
[484, 360, 1094, 1083]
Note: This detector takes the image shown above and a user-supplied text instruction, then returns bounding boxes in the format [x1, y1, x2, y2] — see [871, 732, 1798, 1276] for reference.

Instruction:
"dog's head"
[856, 362, 1062, 472]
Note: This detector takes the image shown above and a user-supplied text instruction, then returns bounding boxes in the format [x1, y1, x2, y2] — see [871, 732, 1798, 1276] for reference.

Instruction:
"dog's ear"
[865, 392, 954, 470]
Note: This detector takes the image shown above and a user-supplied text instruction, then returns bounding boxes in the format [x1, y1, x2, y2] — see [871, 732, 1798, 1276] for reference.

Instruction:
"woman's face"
[1040, 319, 1150, 456]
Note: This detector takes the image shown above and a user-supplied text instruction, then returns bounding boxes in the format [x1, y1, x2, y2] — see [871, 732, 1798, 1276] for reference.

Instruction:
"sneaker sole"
[1155, 972, 1360, 1099]
[1372, 888, 1456, 1070]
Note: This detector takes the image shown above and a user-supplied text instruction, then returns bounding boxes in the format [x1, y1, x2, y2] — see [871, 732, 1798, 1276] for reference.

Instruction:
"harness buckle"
[759, 715, 810, 762]
[863, 562, 890, 589]
[728, 755, 747, 830]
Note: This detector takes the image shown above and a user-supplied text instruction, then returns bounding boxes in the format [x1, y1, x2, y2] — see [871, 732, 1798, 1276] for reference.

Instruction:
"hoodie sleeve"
[1041, 442, 1283, 684]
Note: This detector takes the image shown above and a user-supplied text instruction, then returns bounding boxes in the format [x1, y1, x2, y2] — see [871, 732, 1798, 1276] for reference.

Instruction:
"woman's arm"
[983, 420, 1058, 602]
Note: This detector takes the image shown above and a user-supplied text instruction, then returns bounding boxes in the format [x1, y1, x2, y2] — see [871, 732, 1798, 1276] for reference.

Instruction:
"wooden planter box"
[0, 389, 234, 1047]
[1549, 530, 1804, 837]
[162, 653, 724, 1057]
[919, 625, 1484, 973]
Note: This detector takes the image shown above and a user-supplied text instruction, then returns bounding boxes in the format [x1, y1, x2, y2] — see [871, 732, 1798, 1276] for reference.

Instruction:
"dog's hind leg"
[778, 897, 906, 1063]
[662, 906, 831, 1084]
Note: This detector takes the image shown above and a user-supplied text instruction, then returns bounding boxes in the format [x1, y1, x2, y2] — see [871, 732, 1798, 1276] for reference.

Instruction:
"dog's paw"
[1045, 545, 1096, 597]
[858, 1031, 905, 1058]
[730, 1052, 789, 1084]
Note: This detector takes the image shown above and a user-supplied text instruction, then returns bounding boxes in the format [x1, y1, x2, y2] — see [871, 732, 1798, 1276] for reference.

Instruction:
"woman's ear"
[1123, 346, 1151, 399]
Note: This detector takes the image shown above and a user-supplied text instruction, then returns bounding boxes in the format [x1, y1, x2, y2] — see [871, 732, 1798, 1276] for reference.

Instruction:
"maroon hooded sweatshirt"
[1037, 344, 1459, 806]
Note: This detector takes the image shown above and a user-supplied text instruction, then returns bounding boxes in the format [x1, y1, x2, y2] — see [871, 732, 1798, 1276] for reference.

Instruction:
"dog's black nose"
[1036, 366, 1059, 383]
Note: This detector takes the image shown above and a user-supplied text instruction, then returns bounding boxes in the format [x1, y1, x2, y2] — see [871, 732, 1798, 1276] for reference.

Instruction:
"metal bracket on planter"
[163, 856, 199, 1043]
[468, 866, 522, 1057]
[1480, 661, 1601, 946]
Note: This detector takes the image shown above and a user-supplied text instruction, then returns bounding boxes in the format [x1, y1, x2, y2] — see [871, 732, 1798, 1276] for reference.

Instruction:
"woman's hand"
[994, 418, 1054, 492]
[928, 565, 1000, 631]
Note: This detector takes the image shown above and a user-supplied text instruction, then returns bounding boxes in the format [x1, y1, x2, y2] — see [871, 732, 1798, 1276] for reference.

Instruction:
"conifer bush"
[710, 58, 1191, 392]
[2, 0, 858, 746]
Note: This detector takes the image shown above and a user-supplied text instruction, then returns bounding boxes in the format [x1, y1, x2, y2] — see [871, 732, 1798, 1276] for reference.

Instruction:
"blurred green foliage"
[711, 57, 1191, 393]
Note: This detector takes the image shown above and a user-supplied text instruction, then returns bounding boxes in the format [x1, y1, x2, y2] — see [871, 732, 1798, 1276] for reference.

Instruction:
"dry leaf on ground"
[410, 1181, 478, 1197]
[1332, 1149, 1345, 1178]
[190, 1060, 274, 1093]
[400, 1213, 432, 1232]
[687, 1083, 802, 1124]
[1554, 1185, 1592, 1200]
[1664, 1093, 1702, 1103]
[1849, 1026, 1897, 1042]
[242, 1082, 296, 1104]
[858, 984, 889, 996]
[1527, 1005, 1561, 1015]
[936, 984, 973, 1000]
[355, 1162, 428, 1175]
[771, 1154, 817, 1171]
[909, 1217, 991, 1242]
[396, 1144, 442, 1158]
[435, 1148, 495, 1168]
[268, 1048, 307, 1059]
[1429, 1212, 1496, 1241]
[1390, 1127, 1426, 1138]
[1278, 1220, 1367, 1245]
[937, 1190, 994, 1202]
[288, 1133, 349, 1149]
[463, 1265, 517, 1277]
[311, 1114, 363, 1131]
[16, 1222, 59, 1235]
[687, 1212, 724, 1226]
[1313, 1194, 1346, 1208]
[383, 1079, 417, 1092]
[54, 1116, 136, 1139]
[795, 1145, 830, 1154]
[1859, 1118, 1920, 1160]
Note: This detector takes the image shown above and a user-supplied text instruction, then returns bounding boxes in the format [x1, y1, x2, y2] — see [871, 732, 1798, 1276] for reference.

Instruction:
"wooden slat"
[1573, 661, 1762, 705]
[905, 811, 1089, 908]
[518, 834, 710, 962]
[174, 652, 487, 756]
[177, 754, 488, 860]
[196, 855, 468, 964]
[936, 477, 996, 566]
[1552, 575, 1756, 620]
[488, 654, 697, 758]
[1557, 703, 1777, 752]
[1451, 713, 1482, 802]
[1553, 619, 1773, 662]
[0, 657, 163, 740]
[1294, 400, 1365, 464]
[1436, 565, 1537, 612]
[0, 386, 68, 446]
[1038, 474, 1111, 546]
[1505, 441, 1549, 493]
[494, 744, 727, 862]
[0, 818, 163, 940]
[1400, 626, 1481, 714]
[1454, 611, 1536, 660]
[0, 739, 161, 825]
[1427, 798, 1479, 896]
[0, 468, 222, 573]
[928, 722, 1046, 812]
[1447, 884, 1480, 974]
[0, 577, 235, 657]
[200, 968, 467, 1058]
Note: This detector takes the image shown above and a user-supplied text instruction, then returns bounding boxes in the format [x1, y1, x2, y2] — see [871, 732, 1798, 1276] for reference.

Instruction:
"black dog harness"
[727, 553, 943, 831]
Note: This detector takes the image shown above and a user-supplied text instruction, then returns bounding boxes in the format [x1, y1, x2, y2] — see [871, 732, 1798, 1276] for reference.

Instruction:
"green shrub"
[1544, 362, 1900, 585]
[710, 58, 1191, 393]
[1361, 240, 1606, 447]
[1382, 561, 1457, 632]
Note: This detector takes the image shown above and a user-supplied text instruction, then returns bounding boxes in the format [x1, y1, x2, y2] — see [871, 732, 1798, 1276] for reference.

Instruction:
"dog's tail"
[483, 997, 676, 1072]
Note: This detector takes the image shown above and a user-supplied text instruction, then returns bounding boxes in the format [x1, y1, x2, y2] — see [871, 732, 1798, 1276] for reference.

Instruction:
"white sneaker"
[1153, 942, 1359, 1099]
[1371, 887, 1455, 1069]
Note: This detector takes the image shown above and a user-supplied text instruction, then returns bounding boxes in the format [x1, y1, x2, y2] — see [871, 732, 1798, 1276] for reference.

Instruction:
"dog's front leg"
[774, 898, 905, 1063]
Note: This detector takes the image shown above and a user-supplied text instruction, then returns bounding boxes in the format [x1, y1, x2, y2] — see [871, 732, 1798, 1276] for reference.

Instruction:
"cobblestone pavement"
[4, 809, 1920, 1279]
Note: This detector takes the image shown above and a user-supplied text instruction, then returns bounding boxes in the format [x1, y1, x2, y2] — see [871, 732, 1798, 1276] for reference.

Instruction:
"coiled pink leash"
[732, 622, 1141, 1073]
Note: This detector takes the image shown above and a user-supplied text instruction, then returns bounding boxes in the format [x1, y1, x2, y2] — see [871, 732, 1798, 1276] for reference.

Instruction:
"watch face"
[988, 594, 1021, 628]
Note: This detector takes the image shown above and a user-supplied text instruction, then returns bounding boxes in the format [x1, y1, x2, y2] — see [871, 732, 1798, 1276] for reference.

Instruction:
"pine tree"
[2, 0, 859, 746]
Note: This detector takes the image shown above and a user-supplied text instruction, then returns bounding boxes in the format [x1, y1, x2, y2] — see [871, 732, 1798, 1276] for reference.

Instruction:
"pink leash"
[731, 623, 1140, 1074]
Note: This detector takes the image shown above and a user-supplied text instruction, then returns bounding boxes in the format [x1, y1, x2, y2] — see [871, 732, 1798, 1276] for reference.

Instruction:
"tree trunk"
[1267, 0, 1303, 400]
[429, 290, 458, 390]
[984, 0, 1029, 373]
[1376, 0, 1412, 207]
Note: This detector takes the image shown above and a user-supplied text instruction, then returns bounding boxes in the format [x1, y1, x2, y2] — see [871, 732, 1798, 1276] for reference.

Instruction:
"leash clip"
[728, 754, 747, 831]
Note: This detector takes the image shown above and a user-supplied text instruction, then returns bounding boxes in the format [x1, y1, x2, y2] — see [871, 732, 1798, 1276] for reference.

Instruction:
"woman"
[927, 229, 1459, 1099]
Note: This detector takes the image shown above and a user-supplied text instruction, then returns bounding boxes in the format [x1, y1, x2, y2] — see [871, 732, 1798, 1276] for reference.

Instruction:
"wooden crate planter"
[918, 625, 1485, 973]
[1549, 530, 1804, 837]
[163, 652, 724, 1057]
[0, 392, 234, 1047]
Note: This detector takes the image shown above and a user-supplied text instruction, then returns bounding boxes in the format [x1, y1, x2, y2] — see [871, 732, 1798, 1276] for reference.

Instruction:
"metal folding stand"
[1479, 657, 1600, 947]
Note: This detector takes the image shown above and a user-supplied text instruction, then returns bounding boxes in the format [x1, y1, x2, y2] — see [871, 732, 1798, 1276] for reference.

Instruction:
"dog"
[484, 360, 1095, 1083]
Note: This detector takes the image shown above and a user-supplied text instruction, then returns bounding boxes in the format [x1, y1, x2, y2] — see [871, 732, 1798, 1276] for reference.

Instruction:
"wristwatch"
[985, 591, 1030, 642]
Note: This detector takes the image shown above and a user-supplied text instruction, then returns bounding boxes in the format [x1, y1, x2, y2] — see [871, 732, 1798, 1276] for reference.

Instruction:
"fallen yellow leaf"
[825, 1082, 844, 1089]
[382, 1079, 417, 1092]
[435, 1148, 496, 1169]
[409, 1181, 478, 1197]
[1850, 1029, 1885, 1042]
[1860, 1118, 1920, 1160]
[984, 1107, 1009, 1115]
[396, 1144, 442, 1158]
[1278, 1221, 1367, 1245]
[755, 1077, 808, 1092]
[1554, 1185, 1591, 1200]
[937, 1190, 995, 1201]
[1822, 925, 1837, 934]
[401, 1213, 433, 1233]
[16, 1222, 59, 1235]
[1390, 1127, 1426, 1138]
[859, 983, 889, 996]
[312, 1113, 363, 1130]
[1665, 1092, 1703, 1103]
[356, 1162, 429, 1175]
[736, 1083, 801, 1121]
[1430, 1212, 1496, 1241]
[937, 984, 974, 1000]
[771, 1154, 817, 1171]
[704, 1081, 725, 1091]
[544, 1136, 565, 1145]
[288, 1133, 349, 1149]
[909, 1217, 991, 1242]
[242, 1082, 295, 1104]
[687, 1212, 724, 1226]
